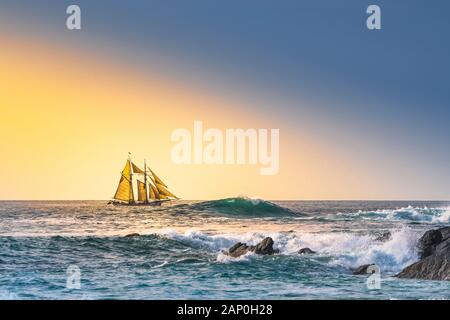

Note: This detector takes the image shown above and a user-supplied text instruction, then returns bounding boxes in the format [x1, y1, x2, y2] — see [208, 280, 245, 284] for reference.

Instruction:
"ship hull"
[108, 200, 171, 206]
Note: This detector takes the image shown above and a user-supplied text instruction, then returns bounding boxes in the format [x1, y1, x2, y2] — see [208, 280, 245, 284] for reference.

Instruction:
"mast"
[144, 159, 148, 203]
[128, 152, 134, 204]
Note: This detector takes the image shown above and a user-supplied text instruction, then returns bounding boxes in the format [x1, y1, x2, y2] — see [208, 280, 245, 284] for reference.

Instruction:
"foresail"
[148, 166, 177, 199]
[150, 169, 168, 188]
[155, 183, 177, 199]
[114, 176, 132, 202]
[149, 183, 160, 200]
[137, 180, 147, 202]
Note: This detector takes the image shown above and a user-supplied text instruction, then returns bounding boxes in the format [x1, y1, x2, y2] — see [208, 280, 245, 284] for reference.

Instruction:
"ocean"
[1, 198, 449, 300]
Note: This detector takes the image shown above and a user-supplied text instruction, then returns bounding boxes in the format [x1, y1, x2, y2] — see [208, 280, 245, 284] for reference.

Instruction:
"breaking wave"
[188, 197, 299, 217]
[159, 227, 420, 274]
[336, 206, 450, 223]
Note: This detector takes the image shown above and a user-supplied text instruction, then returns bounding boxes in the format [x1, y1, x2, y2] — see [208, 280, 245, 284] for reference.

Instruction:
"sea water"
[0, 198, 449, 300]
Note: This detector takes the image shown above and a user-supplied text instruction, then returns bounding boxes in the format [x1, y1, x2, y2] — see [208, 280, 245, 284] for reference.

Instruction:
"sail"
[122, 160, 132, 179]
[150, 169, 168, 187]
[137, 180, 147, 202]
[114, 176, 132, 202]
[146, 165, 177, 199]
[132, 162, 145, 174]
[149, 183, 160, 200]
[113, 160, 134, 202]
[155, 183, 177, 199]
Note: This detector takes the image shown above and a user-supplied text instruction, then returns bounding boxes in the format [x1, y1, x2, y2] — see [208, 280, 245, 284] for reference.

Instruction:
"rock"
[396, 251, 450, 281]
[124, 233, 140, 238]
[396, 227, 450, 281]
[227, 242, 253, 258]
[226, 237, 278, 258]
[298, 248, 316, 255]
[438, 226, 450, 242]
[435, 238, 450, 254]
[374, 232, 391, 242]
[253, 237, 278, 255]
[417, 229, 442, 259]
[352, 264, 376, 275]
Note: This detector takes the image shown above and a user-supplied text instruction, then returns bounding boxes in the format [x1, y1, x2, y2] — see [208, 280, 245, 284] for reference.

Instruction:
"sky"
[0, 0, 449, 200]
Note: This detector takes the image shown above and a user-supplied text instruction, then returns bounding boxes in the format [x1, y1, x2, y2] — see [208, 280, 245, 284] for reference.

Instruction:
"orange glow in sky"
[0, 32, 376, 200]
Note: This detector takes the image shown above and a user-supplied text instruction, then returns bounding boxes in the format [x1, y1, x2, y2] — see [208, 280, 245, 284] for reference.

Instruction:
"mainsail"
[113, 160, 134, 203]
[112, 156, 177, 204]
[114, 176, 132, 202]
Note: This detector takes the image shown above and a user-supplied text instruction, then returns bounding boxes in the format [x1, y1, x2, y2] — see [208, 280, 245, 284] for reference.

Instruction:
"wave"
[188, 197, 299, 217]
[336, 206, 450, 223]
[0, 226, 422, 277]
[158, 228, 420, 273]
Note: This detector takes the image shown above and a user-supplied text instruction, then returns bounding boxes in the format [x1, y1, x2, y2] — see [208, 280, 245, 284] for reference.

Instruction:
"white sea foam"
[431, 207, 450, 223]
[235, 195, 264, 205]
[339, 206, 450, 223]
[151, 260, 169, 269]
[157, 227, 420, 273]
[216, 251, 256, 263]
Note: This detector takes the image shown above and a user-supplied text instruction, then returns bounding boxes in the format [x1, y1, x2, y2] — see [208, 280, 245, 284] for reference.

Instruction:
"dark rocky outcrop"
[396, 251, 450, 281]
[298, 248, 316, 255]
[417, 229, 442, 259]
[226, 237, 278, 258]
[397, 226, 450, 281]
[352, 264, 376, 275]
[374, 232, 392, 242]
[438, 226, 450, 242]
[253, 237, 278, 255]
[436, 238, 450, 253]
[227, 242, 253, 258]
[124, 233, 140, 238]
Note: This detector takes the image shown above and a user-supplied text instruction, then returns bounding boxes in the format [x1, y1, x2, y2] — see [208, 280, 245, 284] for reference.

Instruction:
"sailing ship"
[110, 155, 178, 206]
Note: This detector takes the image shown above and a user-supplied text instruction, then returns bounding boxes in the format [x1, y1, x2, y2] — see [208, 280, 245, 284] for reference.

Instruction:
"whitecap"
[156, 227, 421, 274]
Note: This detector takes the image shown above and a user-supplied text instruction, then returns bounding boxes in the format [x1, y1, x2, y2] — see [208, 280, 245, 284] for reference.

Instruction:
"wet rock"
[226, 237, 278, 258]
[254, 237, 278, 255]
[124, 233, 140, 238]
[298, 248, 316, 255]
[435, 238, 450, 255]
[438, 226, 450, 242]
[418, 229, 443, 259]
[352, 264, 376, 275]
[374, 232, 392, 242]
[396, 251, 450, 281]
[396, 227, 450, 281]
[227, 242, 253, 258]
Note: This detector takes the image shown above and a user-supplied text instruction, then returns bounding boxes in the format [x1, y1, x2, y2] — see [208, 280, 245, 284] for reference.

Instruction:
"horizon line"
[1, 199, 450, 202]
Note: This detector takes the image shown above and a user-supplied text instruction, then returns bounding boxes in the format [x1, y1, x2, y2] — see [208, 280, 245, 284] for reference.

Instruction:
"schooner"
[110, 155, 178, 206]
